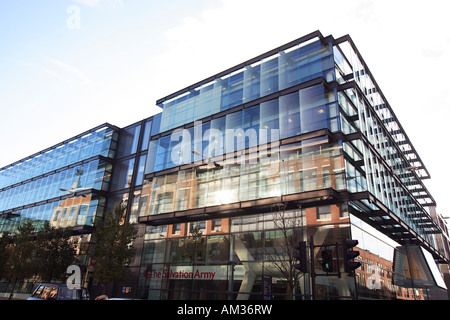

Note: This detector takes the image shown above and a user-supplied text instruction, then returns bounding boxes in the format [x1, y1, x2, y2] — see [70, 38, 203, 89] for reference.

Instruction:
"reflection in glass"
[0, 126, 117, 189]
[158, 39, 334, 133]
[110, 158, 135, 191]
[146, 85, 339, 175]
[142, 138, 345, 217]
[116, 125, 141, 158]
[0, 159, 112, 212]
[0, 194, 106, 234]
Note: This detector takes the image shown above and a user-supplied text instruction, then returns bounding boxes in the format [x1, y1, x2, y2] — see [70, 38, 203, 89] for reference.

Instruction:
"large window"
[141, 137, 345, 217]
[0, 126, 117, 189]
[158, 39, 334, 133]
[116, 125, 141, 158]
[146, 84, 340, 175]
[0, 194, 106, 234]
[138, 208, 355, 301]
[0, 159, 112, 212]
[110, 158, 135, 191]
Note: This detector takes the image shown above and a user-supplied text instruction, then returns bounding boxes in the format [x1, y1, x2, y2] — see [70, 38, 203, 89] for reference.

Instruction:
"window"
[141, 120, 152, 151]
[172, 223, 181, 235]
[110, 158, 135, 191]
[38, 285, 58, 300]
[53, 210, 60, 221]
[212, 219, 222, 231]
[135, 155, 146, 186]
[31, 285, 45, 298]
[67, 206, 77, 226]
[339, 203, 349, 218]
[76, 204, 88, 225]
[317, 205, 331, 221]
[155, 192, 174, 214]
[116, 125, 141, 158]
[190, 221, 206, 235]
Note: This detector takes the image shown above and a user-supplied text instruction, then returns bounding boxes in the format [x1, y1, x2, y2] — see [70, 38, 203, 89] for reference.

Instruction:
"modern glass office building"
[1, 31, 449, 300]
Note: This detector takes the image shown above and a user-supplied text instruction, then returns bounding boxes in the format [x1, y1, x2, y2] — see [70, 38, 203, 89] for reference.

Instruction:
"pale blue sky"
[1, 0, 449, 216]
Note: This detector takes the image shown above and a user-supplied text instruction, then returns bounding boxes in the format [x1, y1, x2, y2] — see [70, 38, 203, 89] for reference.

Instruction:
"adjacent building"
[1, 30, 449, 300]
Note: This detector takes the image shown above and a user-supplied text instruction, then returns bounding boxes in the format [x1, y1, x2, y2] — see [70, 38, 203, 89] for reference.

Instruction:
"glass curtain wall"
[0, 159, 112, 212]
[336, 80, 437, 247]
[0, 125, 118, 234]
[140, 137, 344, 218]
[158, 38, 335, 133]
[0, 194, 107, 234]
[351, 215, 448, 300]
[146, 84, 339, 174]
[333, 39, 439, 254]
[0, 126, 117, 189]
[137, 208, 445, 300]
[106, 118, 152, 223]
[138, 205, 353, 300]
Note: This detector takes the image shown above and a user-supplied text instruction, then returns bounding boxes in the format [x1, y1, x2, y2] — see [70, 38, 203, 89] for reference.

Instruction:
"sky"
[1, 0, 449, 216]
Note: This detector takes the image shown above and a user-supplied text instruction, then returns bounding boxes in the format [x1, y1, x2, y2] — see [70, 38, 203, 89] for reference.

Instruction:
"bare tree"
[263, 202, 306, 299]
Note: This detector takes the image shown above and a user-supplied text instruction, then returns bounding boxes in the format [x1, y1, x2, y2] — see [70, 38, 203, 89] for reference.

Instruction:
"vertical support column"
[310, 235, 316, 300]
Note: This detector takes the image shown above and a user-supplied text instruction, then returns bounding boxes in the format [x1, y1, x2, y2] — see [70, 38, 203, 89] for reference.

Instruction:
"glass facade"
[333, 40, 441, 250]
[146, 84, 339, 174]
[158, 37, 335, 133]
[0, 124, 118, 233]
[139, 206, 352, 300]
[0, 31, 449, 300]
[0, 159, 112, 212]
[0, 194, 106, 234]
[0, 125, 116, 189]
[141, 137, 344, 217]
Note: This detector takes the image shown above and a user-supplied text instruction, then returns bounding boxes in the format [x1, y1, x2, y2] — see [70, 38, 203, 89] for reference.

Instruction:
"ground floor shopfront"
[131, 204, 448, 300]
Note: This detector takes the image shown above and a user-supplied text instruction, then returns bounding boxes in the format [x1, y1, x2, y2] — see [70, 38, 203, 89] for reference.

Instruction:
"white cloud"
[12, 59, 34, 68]
[48, 58, 82, 74]
[42, 58, 92, 85]
[41, 67, 68, 82]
